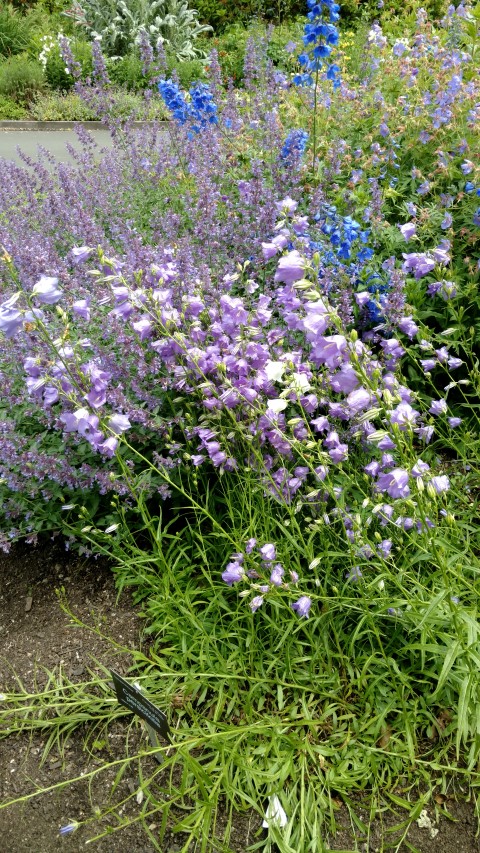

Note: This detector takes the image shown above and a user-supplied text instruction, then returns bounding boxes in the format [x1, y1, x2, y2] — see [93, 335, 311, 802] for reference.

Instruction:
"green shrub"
[107, 52, 207, 92]
[339, 0, 447, 24]
[0, 5, 30, 56]
[107, 90, 168, 119]
[194, 0, 306, 31]
[44, 40, 93, 91]
[166, 56, 207, 88]
[29, 90, 98, 120]
[0, 93, 28, 118]
[0, 54, 45, 104]
[67, 0, 211, 59]
[28, 88, 169, 120]
[107, 53, 146, 91]
[210, 23, 249, 85]
[194, 0, 447, 30]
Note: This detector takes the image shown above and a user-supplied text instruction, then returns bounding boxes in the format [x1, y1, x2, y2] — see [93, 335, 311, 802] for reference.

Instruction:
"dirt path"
[0, 542, 163, 851]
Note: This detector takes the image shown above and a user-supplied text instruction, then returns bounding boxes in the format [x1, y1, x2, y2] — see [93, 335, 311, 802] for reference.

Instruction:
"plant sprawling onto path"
[1, 1, 480, 849]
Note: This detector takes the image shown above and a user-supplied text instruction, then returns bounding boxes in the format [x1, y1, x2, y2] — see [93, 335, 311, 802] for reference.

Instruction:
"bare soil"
[0, 542, 479, 852]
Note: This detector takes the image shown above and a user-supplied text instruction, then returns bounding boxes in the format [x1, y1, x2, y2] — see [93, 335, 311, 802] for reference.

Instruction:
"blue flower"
[280, 129, 309, 165]
[294, 0, 341, 90]
[158, 79, 217, 134]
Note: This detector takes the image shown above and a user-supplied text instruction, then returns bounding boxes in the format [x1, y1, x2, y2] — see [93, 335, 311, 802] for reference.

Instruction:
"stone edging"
[0, 120, 170, 130]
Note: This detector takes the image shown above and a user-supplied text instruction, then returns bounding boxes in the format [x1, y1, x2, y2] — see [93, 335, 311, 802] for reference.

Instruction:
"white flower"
[291, 372, 311, 393]
[265, 360, 285, 382]
[262, 795, 288, 829]
[266, 398, 288, 413]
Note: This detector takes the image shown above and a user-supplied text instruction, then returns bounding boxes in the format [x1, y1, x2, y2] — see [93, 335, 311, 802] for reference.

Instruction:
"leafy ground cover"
[0, 0, 480, 850]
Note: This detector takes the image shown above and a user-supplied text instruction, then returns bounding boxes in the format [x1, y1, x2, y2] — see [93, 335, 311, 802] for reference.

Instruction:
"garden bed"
[1, 543, 479, 852]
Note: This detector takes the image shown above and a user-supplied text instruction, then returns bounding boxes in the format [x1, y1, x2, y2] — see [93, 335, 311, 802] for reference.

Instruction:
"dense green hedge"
[194, 0, 306, 31]
[195, 0, 448, 31]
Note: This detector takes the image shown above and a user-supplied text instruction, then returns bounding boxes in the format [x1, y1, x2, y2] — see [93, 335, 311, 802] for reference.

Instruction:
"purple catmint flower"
[132, 316, 153, 340]
[32, 276, 63, 305]
[378, 539, 392, 557]
[411, 459, 430, 477]
[291, 596, 311, 618]
[398, 317, 418, 338]
[71, 246, 93, 264]
[429, 475, 450, 494]
[329, 443, 348, 463]
[312, 335, 347, 369]
[429, 399, 447, 415]
[389, 403, 419, 427]
[274, 250, 305, 285]
[402, 253, 436, 279]
[222, 561, 244, 585]
[99, 436, 118, 457]
[346, 566, 362, 582]
[270, 564, 285, 586]
[73, 299, 90, 322]
[416, 426, 434, 443]
[303, 299, 330, 339]
[250, 595, 264, 613]
[432, 245, 450, 265]
[0, 295, 23, 338]
[259, 543, 276, 562]
[377, 468, 410, 499]
[108, 414, 131, 434]
[461, 160, 474, 175]
[399, 222, 416, 241]
[347, 388, 372, 413]
[276, 197, 298, 216]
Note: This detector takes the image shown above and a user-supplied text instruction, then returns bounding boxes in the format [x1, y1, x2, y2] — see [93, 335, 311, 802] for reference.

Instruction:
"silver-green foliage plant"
[65, 0, 212, 59]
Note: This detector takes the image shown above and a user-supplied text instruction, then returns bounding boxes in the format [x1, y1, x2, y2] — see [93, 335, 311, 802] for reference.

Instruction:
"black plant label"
[111, 670, 171, 742]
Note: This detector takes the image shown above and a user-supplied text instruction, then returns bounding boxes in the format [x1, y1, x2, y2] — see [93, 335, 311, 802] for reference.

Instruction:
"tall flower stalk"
[293, 0, 341, 174]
